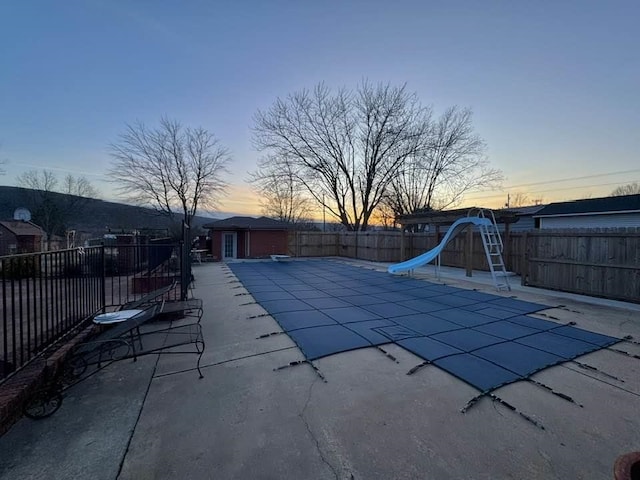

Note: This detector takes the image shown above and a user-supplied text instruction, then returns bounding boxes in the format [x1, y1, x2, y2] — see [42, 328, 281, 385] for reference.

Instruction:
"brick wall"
[0, 324, 97, 436]
[249, 230, 288, 257]
[237, 231, 246, 258]
[211, 232, 221, 260]
[208, 230, 289, 260]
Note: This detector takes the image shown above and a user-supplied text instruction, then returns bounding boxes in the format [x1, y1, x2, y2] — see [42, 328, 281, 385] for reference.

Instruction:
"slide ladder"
[474, 209, 511, 291]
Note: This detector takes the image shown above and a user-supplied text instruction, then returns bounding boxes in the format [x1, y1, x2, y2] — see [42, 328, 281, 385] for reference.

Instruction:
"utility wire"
[501, 168, 640, 190]
[465, 178, 640, 202]
[462, 168, 640, 202]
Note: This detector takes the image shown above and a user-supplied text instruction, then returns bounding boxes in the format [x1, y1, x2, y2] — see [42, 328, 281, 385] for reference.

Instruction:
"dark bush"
[1, 256, 40, 279]
[86, 253, 119, 276]
[104, 256, 119, 276]
[62, 262, 83, 277]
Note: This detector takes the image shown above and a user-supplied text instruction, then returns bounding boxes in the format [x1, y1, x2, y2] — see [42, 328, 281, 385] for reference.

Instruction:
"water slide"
[388, 216, 492, 274]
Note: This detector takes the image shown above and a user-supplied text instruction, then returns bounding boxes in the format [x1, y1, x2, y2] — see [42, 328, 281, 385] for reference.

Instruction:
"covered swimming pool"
[230, 260, 620, 395]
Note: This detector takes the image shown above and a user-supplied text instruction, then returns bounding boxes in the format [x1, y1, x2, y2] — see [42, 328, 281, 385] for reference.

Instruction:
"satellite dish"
[13, 207, 32, 222]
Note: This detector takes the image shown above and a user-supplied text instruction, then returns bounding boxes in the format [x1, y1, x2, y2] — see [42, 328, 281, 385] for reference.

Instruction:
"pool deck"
[1, 258, 639, 480]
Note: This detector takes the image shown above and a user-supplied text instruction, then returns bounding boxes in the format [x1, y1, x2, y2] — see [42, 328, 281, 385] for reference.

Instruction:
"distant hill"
[0, 186, 218, 238]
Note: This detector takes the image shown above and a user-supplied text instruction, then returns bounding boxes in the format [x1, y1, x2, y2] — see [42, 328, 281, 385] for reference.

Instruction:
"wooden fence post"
[504, 223, 511, 270]
[521, 232, 528, 286]
[466, 225, 473, 277]
[409, 232, 415, 258]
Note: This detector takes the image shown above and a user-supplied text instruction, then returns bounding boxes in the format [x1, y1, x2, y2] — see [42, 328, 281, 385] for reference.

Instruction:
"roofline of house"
[0, 220, 44, 235]
[206, 226, 292, 230]
[533, 209, 640, 219]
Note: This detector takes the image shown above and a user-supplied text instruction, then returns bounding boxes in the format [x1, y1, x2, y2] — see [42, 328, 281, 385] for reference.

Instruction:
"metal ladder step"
[477, 208, 511, 292]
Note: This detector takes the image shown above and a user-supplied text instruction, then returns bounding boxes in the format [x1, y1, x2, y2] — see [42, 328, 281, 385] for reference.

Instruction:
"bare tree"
[611, 182, 640, 196]
[16, 169, 99, 248]
[373, 201, 399, 230]
[108, 118, 231, 227]
[17, 169, 58, 192]
[383, 107, 502, 221]
[253, 82, 426, 231]
[248, 155, 313, 224]
[506, 192, 529, 208]
[16, 171, 60, 243]
[61, 174, 98, 199]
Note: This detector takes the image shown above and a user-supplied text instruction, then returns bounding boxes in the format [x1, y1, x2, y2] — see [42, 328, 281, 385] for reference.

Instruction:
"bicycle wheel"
[23, 389, 63, 419]
[63, 354, 88, 383]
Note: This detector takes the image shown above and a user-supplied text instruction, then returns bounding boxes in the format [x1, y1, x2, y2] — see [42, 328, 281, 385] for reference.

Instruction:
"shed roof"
[506, 205, 546, 216]
[533, 194, 640, 217]
[0, 220, 44, 236]
[203, 216, 292, 230]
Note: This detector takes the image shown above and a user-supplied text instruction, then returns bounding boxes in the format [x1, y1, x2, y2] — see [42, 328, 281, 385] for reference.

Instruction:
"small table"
[92, 309, 148, 359]
[93, 310, 144, 325]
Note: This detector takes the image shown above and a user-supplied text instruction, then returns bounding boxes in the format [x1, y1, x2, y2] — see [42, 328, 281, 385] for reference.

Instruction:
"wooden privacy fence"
[523, 228, 640, 303]
[289, 230, 523, 272]
[288, 228, 640, 303]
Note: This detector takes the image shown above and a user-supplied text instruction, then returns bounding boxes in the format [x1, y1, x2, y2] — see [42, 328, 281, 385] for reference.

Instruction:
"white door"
[221, 232, 237, 260]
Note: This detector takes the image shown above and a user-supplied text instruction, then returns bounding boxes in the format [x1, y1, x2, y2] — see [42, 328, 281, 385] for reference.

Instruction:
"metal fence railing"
[0, 241, 186, 384]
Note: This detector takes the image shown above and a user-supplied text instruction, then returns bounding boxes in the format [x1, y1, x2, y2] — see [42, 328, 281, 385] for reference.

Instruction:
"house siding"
[0, 224, 43, 255]
[539, 212, 640, 229]
[508, 216, 537, 231]
[0, 226, 18, 256]
[17, 236, 40, 253]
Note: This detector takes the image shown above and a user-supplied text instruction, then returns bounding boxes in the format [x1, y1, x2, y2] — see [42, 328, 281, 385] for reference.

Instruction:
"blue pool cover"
[230, 260, 620, 393]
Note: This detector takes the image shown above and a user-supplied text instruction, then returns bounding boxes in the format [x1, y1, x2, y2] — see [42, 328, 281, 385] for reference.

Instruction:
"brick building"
[204, 216, 291, 261]
[0, 221, 44, 256]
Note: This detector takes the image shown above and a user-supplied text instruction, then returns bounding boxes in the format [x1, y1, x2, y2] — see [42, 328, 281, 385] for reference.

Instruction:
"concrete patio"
[1, 259, 639, 479]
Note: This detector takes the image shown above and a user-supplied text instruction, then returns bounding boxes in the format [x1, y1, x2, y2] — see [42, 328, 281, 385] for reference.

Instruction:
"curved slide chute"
[388, 216, 492, 274]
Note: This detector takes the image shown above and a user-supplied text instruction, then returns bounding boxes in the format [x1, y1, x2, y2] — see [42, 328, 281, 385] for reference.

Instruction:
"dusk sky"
[1, 1, 638, 218]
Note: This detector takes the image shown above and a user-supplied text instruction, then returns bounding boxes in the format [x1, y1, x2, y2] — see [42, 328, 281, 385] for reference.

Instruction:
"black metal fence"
[0, 241, 186, 383]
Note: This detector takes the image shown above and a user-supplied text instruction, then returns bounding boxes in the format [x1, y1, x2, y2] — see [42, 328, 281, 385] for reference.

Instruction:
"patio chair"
[23, 293, 205, 419]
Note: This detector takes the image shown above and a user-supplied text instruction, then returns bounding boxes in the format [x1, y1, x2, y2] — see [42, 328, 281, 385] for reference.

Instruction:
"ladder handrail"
[475, 209, 511, 292]
[469, 208, 504, 251]
[486, 209, 504, 250]
[465, 207, 511, 291]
